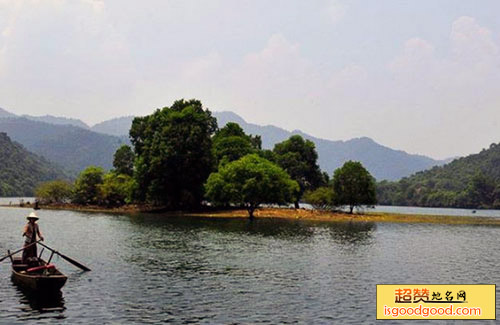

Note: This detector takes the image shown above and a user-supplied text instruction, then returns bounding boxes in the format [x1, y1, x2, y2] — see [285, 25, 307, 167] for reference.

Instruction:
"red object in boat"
[27, 264, 55, 272]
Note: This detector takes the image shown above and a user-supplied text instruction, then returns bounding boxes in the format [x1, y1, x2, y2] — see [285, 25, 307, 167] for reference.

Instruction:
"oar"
[37, 242, 91, 272]
[0, 240, 40, 262]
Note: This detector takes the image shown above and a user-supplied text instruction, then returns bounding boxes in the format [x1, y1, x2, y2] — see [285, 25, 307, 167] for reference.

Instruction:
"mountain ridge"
[49, 109, 445, 181]
[0, 106, 449, 180]
[0, 115, 128, 174]
[0, 132, 68, 196]
[377, 142, 500, 208]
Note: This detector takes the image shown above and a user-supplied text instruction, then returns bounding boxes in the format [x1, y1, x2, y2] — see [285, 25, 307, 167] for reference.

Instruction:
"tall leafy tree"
[113, 144, 134, 176]
[130, 99, 217, 207]
[72, 166, 105, 205]
[273, 135, 325, 208]
[205, 154, 299, 219]
[333, 161, 376, 213]
[212, 122, 259, 165]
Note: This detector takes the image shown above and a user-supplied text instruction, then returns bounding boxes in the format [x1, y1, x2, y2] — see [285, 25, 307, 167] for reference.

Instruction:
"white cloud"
[0, 2, 499, 159]
[384, 16, 500, 157]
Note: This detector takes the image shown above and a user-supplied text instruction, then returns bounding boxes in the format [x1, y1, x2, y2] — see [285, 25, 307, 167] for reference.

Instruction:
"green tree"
[73, 166, 105, 205]
[273, 135, 325, 208]
[205, 154, 299, 219]
[212, 123, 256, 165]
[303, 187, 335, 210]
[113, 145, 134, 176]
[465, 171, 496, 208]
[35, 180, 73, 204]
[333, 161, 376, 213]
[130, 99, 217, 207]
[99, 172, 135, 207]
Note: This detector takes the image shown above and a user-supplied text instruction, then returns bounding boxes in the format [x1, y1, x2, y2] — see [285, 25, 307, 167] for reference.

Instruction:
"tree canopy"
[99, 172, 135, 207]
[205, 154, 299, 218]
[73, 166, 105, 205]
[212, 122, 259, 166]
[130, 99, 217, 207]
[303, 186, 335, 210]
[35, 180, 73, 204]
[113, 144, 134, 176]
[333, 161, 376, 213]
[273, 135, 326, 208]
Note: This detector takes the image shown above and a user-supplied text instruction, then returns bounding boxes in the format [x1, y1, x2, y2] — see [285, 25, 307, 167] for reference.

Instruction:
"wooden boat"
[11, 257, 67, 292]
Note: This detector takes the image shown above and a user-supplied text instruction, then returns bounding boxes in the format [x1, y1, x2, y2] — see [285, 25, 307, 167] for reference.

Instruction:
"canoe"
[11, 257, 67, 292]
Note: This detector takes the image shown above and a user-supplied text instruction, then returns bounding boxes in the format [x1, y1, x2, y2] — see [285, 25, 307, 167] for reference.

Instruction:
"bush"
[99, 173, 135, 207]
[35, 180, 73, 204]
[303, 187, 335, 210]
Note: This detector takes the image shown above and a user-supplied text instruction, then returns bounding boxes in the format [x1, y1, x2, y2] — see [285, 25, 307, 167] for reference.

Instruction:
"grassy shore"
[2, 203, 499, 225]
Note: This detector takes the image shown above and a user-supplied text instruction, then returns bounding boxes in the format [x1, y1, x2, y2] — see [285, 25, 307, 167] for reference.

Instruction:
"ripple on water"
[0, 210, 499, 323]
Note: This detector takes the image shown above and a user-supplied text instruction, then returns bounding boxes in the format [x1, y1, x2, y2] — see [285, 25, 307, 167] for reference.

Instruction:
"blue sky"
[1, 0, 499, 159]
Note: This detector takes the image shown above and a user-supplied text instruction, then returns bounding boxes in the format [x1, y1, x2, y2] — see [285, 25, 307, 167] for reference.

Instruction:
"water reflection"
[127, 214, 317, 240]
[16, 287, 66, 314]
[324, 221, 376, 245]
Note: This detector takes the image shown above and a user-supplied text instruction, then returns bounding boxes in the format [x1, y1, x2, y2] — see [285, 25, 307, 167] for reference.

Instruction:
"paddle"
[37, 242, 91, 272]
[0, 240, 40, 262]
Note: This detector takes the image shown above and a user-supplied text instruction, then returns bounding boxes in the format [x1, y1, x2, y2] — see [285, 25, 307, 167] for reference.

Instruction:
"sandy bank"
[1, 203, 499, 225]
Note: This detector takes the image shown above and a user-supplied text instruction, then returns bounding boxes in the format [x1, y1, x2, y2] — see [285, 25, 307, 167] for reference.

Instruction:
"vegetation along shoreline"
[2, 204, 499, 226]
[22, 98, 499, 220]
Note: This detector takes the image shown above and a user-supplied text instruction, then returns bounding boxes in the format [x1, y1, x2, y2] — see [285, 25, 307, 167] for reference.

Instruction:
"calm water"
[0, 207, 499, 324]
[370, 205, 500, 218]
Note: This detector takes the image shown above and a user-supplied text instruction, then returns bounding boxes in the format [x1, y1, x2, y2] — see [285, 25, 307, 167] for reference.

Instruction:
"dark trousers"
[22, 241, 37, 263]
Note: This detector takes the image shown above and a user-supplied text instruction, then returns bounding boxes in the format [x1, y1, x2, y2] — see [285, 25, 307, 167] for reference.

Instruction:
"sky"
[0, 0, 499, 159]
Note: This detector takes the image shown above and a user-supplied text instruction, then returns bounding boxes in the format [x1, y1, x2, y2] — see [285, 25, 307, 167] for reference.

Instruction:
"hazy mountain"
[22, 114, 90, 129]
[91, 116, 135, 136]
[0, 105, 445, 180]
[0, 107, 16, 118]
[0, 132, 68, 196]
[213, 111, 446, 180]
[89, 111, 444, 180]
[377, 142, 500, 208]
[0, 117, 128, 174]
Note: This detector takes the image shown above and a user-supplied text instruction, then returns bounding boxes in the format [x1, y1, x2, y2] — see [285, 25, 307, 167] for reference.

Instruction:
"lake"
[0, 207, 499, 324]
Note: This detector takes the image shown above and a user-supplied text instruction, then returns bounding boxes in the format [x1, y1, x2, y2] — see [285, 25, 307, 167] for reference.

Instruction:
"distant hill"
[0, 107, 16, 118]
[22, 114, 90, 129]
[213, 112, 446, 180]
[377, 142, 500, 209]
[88, 111, 444, 181]
[91, 116, 135, 136]
[0, 132, 68, 196]
[0, 117, 128, 174]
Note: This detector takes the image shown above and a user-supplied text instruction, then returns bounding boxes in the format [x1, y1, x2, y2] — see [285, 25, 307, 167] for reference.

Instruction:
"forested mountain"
[0, 132, 68, 196]
[0, 117, 128, 174]
[0, 107, 445, 180]
[75, 111, 445, 181]
[377, 143, 500, 209]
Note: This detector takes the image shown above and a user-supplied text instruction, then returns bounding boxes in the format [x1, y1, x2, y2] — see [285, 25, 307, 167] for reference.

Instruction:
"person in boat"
[22, 212, 44, 263]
